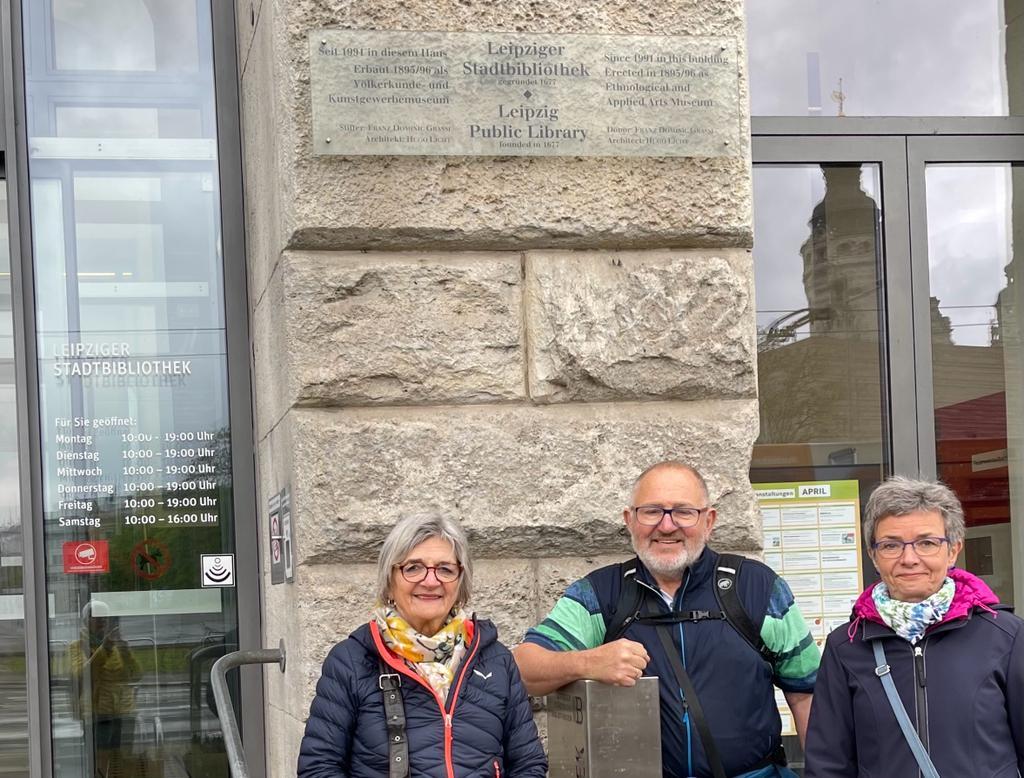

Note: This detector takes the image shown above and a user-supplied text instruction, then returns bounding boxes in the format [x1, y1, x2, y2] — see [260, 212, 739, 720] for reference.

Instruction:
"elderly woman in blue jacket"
[805, 476, 1024, 777]
[298, 513, 546, 778]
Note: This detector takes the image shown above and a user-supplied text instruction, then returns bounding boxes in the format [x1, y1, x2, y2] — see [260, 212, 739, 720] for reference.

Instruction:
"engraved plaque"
[309, 30, 742, 157]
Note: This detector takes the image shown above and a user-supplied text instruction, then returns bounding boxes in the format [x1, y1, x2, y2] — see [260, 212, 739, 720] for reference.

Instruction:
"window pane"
[751, 163, 888, 768]
[747, 0, 1018, 117]
[753, 164, 886, 475]
[25, 1, 237, 776]
[926, 163, 1023, 606]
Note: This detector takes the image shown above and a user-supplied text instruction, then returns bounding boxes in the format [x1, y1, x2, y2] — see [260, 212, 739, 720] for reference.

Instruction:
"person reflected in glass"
[805, 476, 1024, 776]
[67, 600, 142, 777]
[298, 513, 546, 778]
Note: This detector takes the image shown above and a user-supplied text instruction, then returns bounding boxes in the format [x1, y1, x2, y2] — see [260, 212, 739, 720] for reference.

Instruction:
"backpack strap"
[711, 553, 777, 666]
[606, 554, 778, 667]
[604, 558, 646, 643]
[378, 660, 409, 778]
[646, 598, 728, 778]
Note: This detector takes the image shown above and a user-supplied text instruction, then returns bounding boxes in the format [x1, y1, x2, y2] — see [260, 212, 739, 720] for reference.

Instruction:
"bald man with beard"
[514, 461, 818, 778]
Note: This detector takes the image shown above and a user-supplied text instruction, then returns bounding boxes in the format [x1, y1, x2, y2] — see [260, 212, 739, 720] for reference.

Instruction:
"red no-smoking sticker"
[63, 540, 110, 574]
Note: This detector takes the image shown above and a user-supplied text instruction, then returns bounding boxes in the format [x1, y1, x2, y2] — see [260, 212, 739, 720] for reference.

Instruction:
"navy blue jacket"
[298, 618, 546, 778]
[530, 549, 811, 778]
[805, 583, 1024, 777]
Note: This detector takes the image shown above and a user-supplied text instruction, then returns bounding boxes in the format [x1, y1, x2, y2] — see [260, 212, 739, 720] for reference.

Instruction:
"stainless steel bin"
[547, 678, 661, 778]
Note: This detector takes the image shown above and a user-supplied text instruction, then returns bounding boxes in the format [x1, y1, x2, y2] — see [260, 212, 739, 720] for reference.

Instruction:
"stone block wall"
[236, 1, 756, 774]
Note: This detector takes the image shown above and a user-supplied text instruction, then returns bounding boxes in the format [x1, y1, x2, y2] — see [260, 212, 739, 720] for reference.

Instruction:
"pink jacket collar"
[847, 567, 999, 640]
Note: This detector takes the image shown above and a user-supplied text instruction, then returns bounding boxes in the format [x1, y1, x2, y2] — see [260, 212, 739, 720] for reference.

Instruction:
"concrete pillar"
[235, 1, 755, 771]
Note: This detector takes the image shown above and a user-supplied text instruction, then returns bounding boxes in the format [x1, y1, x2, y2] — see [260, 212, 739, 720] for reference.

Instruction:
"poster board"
[753, 479, 864, 735]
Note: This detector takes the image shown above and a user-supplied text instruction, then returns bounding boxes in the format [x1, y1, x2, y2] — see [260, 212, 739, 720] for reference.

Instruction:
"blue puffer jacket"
[298, 618, 546, 778]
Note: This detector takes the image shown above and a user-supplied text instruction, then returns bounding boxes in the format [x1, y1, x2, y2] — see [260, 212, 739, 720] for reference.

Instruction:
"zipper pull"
[445, 713, 453, 728]
[913, 645, 926, 687]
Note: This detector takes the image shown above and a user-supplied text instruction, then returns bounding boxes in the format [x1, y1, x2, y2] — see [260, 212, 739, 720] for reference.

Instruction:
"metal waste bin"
[547, 678, 661, 778]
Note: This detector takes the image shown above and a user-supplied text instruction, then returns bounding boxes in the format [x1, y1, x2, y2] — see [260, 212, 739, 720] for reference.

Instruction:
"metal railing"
[211, 640, 286, 778]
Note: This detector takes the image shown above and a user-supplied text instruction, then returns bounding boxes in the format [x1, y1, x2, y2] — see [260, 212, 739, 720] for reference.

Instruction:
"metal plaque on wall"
[309, 30, 742, 158]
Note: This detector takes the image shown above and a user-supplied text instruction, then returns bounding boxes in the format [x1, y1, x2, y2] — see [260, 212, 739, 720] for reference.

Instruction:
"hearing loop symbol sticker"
[201, 554, 235, 588]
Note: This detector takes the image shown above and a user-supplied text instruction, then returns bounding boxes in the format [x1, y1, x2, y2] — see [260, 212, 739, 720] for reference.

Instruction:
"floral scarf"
[374, 604, 470, 701]
[872, 576, 955, 644]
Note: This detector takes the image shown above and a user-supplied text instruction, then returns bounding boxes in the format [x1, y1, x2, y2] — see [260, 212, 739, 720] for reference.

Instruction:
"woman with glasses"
[298, 513, 546, 778]
[804, 476, 1024, 777]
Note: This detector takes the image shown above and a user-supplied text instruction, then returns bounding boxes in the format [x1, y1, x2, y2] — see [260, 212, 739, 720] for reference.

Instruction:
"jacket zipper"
[444, 635, 482, 778]
[912, 642, 929, 756]
[676, 571, 693, 777]
[371, 621, 482, 778]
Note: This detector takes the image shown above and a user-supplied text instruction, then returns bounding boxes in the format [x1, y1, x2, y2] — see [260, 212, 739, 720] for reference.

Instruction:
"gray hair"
[376, 513, 473, 607]
[863, 476, 966, 547]
[628, 460, 710, 505]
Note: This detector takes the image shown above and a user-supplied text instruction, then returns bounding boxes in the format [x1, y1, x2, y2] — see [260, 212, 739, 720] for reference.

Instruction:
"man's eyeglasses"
[395, 562, 462, 583]
[632, 505, 709, 528]
[870, 537, 950, 559]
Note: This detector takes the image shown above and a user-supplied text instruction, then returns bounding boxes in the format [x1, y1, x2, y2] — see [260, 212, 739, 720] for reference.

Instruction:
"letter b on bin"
[547, 678, 661, 778]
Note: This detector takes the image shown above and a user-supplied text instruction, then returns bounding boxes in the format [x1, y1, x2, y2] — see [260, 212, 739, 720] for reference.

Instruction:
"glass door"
[19, 1, 246, 775]
[750, 136, 911, 769]
[908, 137, 1024, 607]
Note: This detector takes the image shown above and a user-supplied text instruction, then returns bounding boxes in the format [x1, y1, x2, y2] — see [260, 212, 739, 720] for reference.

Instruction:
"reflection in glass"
[25, 0, 236, 775]
[751, 163, 888, 769]
[925, 164, 1023, 606]
[753, 164, 885, 474]
[0, 184, 29, 776]
[746, 0, 1018, 117]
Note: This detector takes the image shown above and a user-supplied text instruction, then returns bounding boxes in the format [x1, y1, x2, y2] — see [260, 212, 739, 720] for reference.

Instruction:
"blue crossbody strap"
[871, 641, 941, 778]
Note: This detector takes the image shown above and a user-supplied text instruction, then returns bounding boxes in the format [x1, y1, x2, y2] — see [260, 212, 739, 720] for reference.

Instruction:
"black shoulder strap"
[649, 604, 728, 778]
[712, 553, 777, 665]
[604, 558, 646, 643]
[377, 661, 409, 778]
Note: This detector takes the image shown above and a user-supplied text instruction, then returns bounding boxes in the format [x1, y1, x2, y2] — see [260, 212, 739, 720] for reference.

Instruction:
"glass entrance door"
[750, 136, 912, 768]
[18, 1, 249, 775]
[909, 137, 1024, 607]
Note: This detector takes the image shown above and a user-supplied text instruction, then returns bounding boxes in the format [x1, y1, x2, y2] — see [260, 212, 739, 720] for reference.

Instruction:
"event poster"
[753, 479, 864, 736]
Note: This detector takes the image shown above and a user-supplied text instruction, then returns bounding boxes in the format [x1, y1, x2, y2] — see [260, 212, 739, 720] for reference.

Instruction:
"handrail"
[211, 640, 287, 778]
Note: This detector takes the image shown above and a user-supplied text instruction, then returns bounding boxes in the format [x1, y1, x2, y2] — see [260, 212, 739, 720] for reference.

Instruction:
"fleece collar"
[848, 567, 999, 640]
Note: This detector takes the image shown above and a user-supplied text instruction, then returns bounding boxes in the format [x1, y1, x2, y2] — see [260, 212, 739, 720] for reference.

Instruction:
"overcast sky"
[747, 0, 1009, 116]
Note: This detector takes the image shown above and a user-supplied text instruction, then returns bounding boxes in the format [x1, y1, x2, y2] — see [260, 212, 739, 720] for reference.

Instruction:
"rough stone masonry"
[236, 1, 756, 773]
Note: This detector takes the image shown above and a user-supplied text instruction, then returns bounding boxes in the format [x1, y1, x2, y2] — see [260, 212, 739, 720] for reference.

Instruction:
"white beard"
[632, 535, 707, 580]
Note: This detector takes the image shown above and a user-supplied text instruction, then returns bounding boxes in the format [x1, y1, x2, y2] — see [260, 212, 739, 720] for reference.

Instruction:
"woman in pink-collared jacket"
[805, 476, 1024, 777]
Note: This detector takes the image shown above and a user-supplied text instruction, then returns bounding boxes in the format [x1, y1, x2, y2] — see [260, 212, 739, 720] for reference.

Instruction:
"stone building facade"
[236, 1, 758, 771]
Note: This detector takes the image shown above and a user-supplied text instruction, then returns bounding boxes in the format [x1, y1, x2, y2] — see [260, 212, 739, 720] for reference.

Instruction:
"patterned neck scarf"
[872, 576, 955, 644]
[374, 604, 471, 701]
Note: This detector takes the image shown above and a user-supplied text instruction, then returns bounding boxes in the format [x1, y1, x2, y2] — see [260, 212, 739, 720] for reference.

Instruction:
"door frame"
[751, 136, 914, 477]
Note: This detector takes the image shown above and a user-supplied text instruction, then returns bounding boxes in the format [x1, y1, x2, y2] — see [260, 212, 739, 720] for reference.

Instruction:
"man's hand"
[513, 640, 650, 697]
[583, 639, 651, 687]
